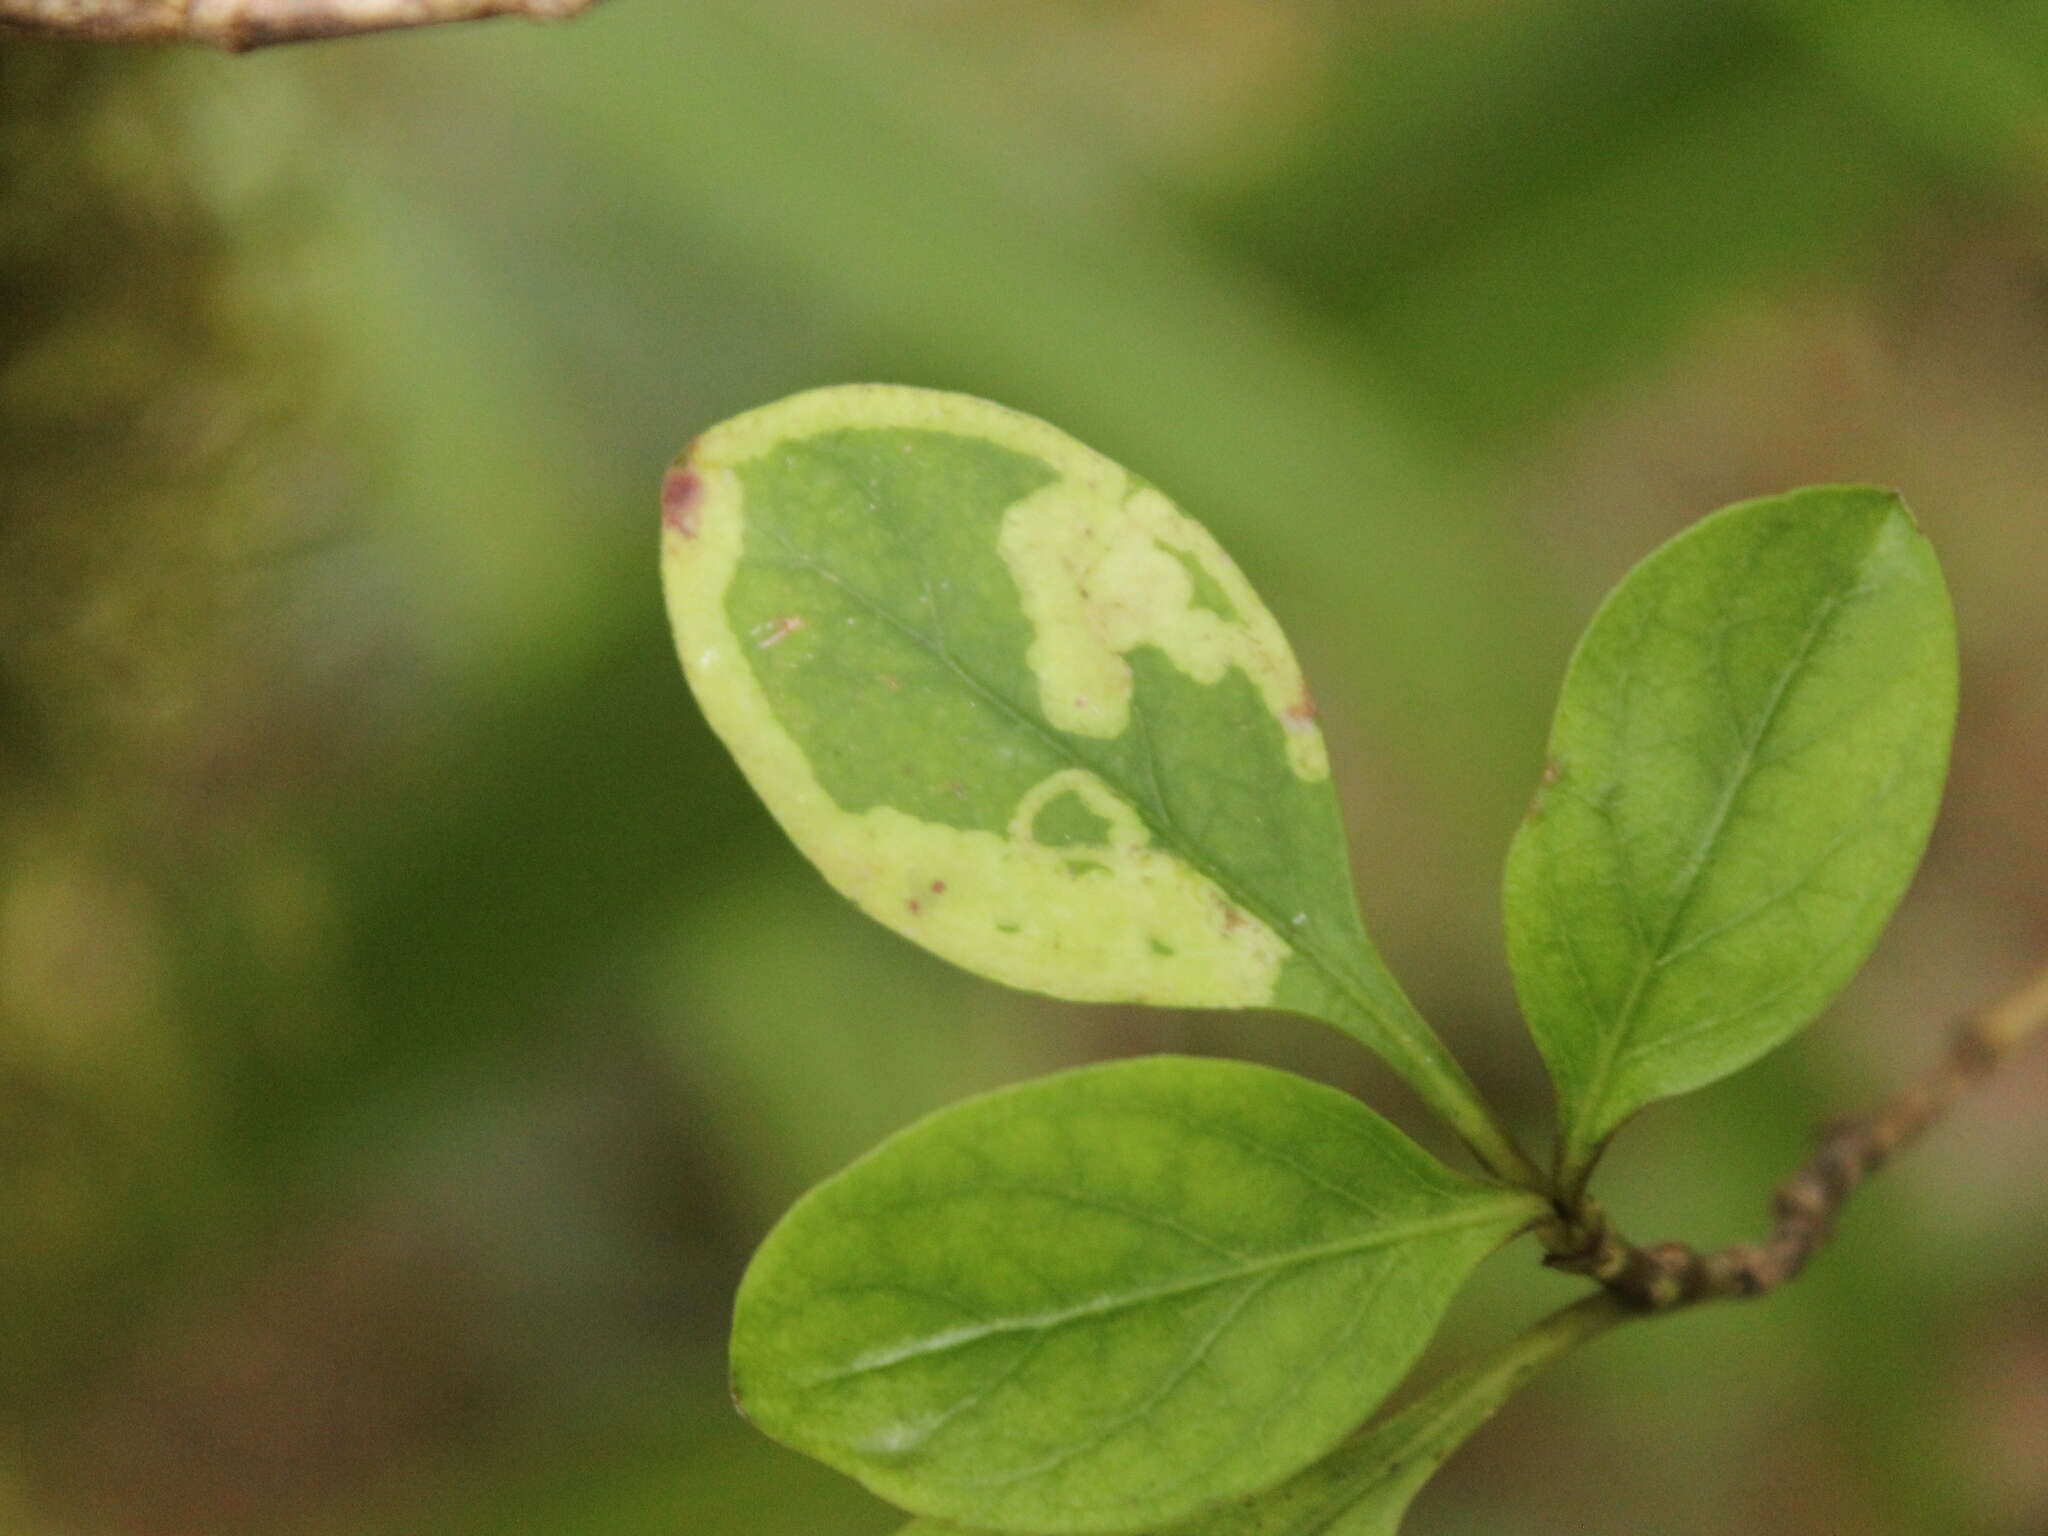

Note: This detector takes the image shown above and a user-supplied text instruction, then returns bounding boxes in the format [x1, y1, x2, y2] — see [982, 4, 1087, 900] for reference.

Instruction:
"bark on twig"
[1545, 962, 2048, 1312]
[0, 0, 602, 51]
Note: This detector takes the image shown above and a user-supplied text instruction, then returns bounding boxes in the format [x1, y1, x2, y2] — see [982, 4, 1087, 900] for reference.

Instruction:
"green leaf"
[662, 385, 1533, 1184]
[1504, 486, 1957, 1186]
[898, 1296, 1624, 1536]
[729, 1055, 1543, 1534]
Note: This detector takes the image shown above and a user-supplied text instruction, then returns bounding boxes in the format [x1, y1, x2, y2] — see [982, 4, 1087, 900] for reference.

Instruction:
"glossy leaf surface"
[661, 385, 1525, 1179]
[729, 1056, 1543, 1533]
[1504, 486, 1956, 1182]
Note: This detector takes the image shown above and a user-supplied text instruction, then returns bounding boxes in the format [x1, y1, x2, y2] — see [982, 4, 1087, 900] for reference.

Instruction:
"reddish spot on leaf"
[1285, 689, 1318, 726]
[907, 898, 923, 915]
[931, 880, 947, 894]
[661, 466, 704, 537]
[755, 616, 806, 649]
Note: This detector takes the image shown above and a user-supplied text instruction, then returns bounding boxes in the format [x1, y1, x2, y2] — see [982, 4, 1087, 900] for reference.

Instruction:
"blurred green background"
[4, 2, 2047, 1532]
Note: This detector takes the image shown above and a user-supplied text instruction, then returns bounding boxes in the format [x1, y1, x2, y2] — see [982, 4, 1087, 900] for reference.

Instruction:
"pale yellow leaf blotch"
[1001, 482, 1328, 781]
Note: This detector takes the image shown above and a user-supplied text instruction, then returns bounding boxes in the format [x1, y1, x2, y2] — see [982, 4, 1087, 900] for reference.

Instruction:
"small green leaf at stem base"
[729, 1055, 1545, 1533]
[898, 1295, 1627, 1536]
[662, 385, 1530, 1182]
[1503, 486, 1957, 1190]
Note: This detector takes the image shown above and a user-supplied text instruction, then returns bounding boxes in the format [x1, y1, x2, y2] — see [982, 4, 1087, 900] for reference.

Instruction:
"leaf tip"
[1798, 481, 1919, 536]
[1852, 483, 1919, 534]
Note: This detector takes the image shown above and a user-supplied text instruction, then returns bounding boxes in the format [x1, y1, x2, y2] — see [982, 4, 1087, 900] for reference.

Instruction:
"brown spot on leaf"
[754, 615, 805, 649]
[661, 466, 704, 537]
[906, 898, 922, 916]
[931, 880, 946, 894]
[1220, 905, 1246, 932]
[1285, 688, 1318, 725]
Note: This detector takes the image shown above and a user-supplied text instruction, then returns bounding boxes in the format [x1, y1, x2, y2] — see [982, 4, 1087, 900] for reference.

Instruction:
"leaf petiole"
[1299, 969, 1545, 1194]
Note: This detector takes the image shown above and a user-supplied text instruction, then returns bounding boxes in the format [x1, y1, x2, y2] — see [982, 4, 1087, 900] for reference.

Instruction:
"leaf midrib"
[812, 1199, 1529, 1385]
[749, 516, 1403, 1049]
[1571, 569, 1866, 1152]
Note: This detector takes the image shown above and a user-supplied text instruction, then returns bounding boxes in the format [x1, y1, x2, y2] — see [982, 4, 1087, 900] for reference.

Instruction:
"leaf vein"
[810, 1204, 1521, 1385]
[1572, 579, 1863, 1145]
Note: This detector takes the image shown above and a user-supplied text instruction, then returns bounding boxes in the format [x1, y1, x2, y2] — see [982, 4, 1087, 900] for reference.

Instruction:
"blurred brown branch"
[0, 0, 602, 50]
[1547, 961, 2048, 1311]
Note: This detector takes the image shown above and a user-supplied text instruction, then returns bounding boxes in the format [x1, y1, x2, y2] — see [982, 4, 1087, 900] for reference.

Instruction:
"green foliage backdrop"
[3, 4, 2048, 1533]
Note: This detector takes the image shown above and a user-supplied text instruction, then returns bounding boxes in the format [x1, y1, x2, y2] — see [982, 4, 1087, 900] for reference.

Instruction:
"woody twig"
[0, 0, 602, 51]
[1545, 962, 2048, 1311]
